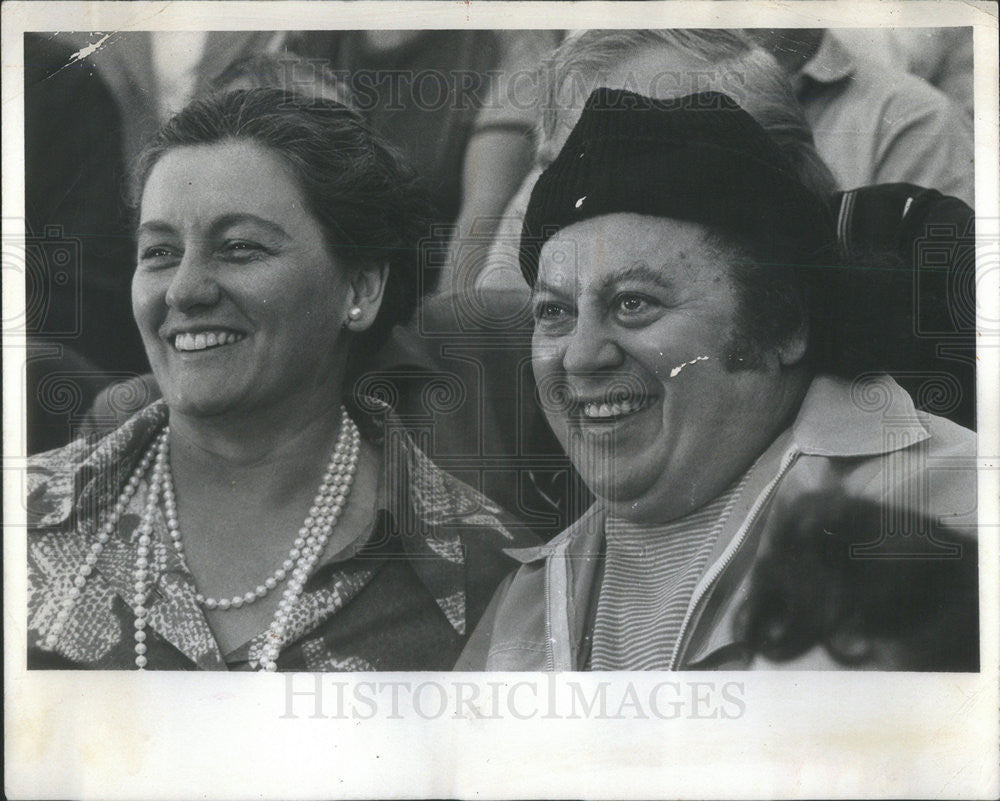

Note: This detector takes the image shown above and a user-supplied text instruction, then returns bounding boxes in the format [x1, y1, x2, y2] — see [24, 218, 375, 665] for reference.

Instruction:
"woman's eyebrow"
[136, 214, 290, 241]
[208, 213, 289, 240]
[136, 220, 175, 238]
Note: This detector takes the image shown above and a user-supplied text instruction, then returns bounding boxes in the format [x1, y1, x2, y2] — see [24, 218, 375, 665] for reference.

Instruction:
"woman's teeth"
[174, 331, 244, 351]
[582, 398, 651, 419]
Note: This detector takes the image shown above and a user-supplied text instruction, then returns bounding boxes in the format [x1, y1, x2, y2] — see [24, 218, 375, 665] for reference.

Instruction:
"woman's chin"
[163, 390, 244, 420]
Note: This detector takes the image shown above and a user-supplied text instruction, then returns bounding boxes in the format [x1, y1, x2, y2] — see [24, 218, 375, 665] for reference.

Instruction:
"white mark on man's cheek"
[669, 355, 710, 378]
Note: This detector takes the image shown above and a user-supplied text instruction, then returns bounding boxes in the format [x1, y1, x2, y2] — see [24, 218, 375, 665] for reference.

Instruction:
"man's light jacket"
[457, 375, 977, 671]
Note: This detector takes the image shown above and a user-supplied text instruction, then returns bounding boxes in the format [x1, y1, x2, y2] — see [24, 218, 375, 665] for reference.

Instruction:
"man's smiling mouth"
[173, 331, 246, 352]
[575, 394, 656, 421]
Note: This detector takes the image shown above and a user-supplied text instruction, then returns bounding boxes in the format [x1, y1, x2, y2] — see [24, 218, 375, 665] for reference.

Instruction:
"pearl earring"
[348, 306, 363, 321]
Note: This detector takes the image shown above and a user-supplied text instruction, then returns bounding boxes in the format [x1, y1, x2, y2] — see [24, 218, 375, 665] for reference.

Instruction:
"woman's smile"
[171, 330, 246, 352]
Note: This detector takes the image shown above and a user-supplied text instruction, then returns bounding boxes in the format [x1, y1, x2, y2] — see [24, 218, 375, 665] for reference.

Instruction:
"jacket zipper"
[668, 448, 800, 670]
[544, 556, 556, 671]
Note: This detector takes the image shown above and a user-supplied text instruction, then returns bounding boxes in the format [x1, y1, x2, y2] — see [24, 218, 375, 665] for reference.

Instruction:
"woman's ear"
[344, 263, 389, 331]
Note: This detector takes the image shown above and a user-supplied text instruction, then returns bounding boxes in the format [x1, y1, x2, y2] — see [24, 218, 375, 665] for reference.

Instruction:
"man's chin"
[574, 467, 649, 510]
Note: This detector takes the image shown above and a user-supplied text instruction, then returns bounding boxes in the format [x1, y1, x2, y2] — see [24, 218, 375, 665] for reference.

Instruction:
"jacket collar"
[503, 504, 607, 670]
[500, 374, 931, 669]
[504, 502, 605, 564]
[506, 374, 927, 569]
[789, 374, 929, 457]
[679, 374, 931, 667]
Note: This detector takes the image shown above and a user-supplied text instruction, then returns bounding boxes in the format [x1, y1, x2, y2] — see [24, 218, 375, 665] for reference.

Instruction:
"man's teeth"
[174, 331, 244, 351]
[582, 398, 650, 418]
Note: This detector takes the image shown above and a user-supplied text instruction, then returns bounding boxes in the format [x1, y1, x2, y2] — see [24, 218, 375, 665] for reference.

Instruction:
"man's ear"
[343, 263, 389, 331]
[777, 321, 808, 367]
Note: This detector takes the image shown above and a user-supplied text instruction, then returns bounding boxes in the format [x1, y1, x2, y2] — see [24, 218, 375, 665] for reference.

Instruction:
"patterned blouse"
[26, 399, 536, 671]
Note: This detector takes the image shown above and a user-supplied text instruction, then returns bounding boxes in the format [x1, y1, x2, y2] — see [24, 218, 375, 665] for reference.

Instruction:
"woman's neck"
[166, 400, 345, 505]
[158, 404, 378, 657]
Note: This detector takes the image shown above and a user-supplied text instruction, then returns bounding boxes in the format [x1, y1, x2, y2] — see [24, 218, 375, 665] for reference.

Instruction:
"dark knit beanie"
[519, 88, 837, 285]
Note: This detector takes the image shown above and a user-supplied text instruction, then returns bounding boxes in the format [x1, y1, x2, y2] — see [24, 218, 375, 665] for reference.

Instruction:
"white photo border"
[4, 2, 998, 798]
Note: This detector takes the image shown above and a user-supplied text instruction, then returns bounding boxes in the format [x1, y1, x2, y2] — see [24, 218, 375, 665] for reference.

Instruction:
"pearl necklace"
[40, 430, 164, 653]
[43, 408, 360, 672]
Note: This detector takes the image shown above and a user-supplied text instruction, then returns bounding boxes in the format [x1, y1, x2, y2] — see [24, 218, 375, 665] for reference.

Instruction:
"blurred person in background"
[288, 30, 574, 539]
[293, 29, 560, 284]
[53, 31, 292, 164]
[746, 28, 974, 205]
[24, 34, 145, 453]
[835, 27, 974, 119]
[477, 30, 839, 297]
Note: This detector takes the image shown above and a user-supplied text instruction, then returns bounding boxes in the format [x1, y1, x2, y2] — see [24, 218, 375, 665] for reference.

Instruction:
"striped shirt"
[589, 474, 749, 670]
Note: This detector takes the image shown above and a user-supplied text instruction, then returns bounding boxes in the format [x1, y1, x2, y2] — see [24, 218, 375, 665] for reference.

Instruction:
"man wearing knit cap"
[457, 88, 978, 672]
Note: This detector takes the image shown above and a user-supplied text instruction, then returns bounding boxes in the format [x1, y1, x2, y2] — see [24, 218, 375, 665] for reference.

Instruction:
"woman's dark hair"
[735, 499, 979, 671]
[132, 87, 434, 356]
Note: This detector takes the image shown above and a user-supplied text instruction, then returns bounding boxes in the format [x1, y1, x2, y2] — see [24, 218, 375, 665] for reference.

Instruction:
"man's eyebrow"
[531, 278, 576, 298]
[600, 263, 676, 293]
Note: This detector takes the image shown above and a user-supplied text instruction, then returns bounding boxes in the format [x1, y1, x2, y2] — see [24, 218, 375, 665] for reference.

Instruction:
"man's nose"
[165, 249, 221, 311]
[560, 319, 623, 373]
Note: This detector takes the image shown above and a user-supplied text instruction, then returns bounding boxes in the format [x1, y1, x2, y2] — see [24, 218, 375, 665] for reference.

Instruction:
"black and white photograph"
[4, 1, 998, 798]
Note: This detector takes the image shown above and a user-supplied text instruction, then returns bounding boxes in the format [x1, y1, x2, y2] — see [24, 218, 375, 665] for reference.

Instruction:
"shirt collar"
[354, 394, 512, 635]
[28, 400, 168, 531]
[29, 396, 472, 637]
[795, 31, 855, 95]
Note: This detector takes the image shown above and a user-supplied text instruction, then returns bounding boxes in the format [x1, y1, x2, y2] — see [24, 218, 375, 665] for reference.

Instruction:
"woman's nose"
[164, 250, 221, 311]
[560, 320, 624, 374]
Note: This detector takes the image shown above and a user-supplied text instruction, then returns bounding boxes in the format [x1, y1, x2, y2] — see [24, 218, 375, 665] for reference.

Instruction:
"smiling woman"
[26, 89, 537, 671]
[134, 140, 354, 425]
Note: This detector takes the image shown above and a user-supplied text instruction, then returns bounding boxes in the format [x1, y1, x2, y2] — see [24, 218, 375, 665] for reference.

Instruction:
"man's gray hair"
[539, 29, 837, 200]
